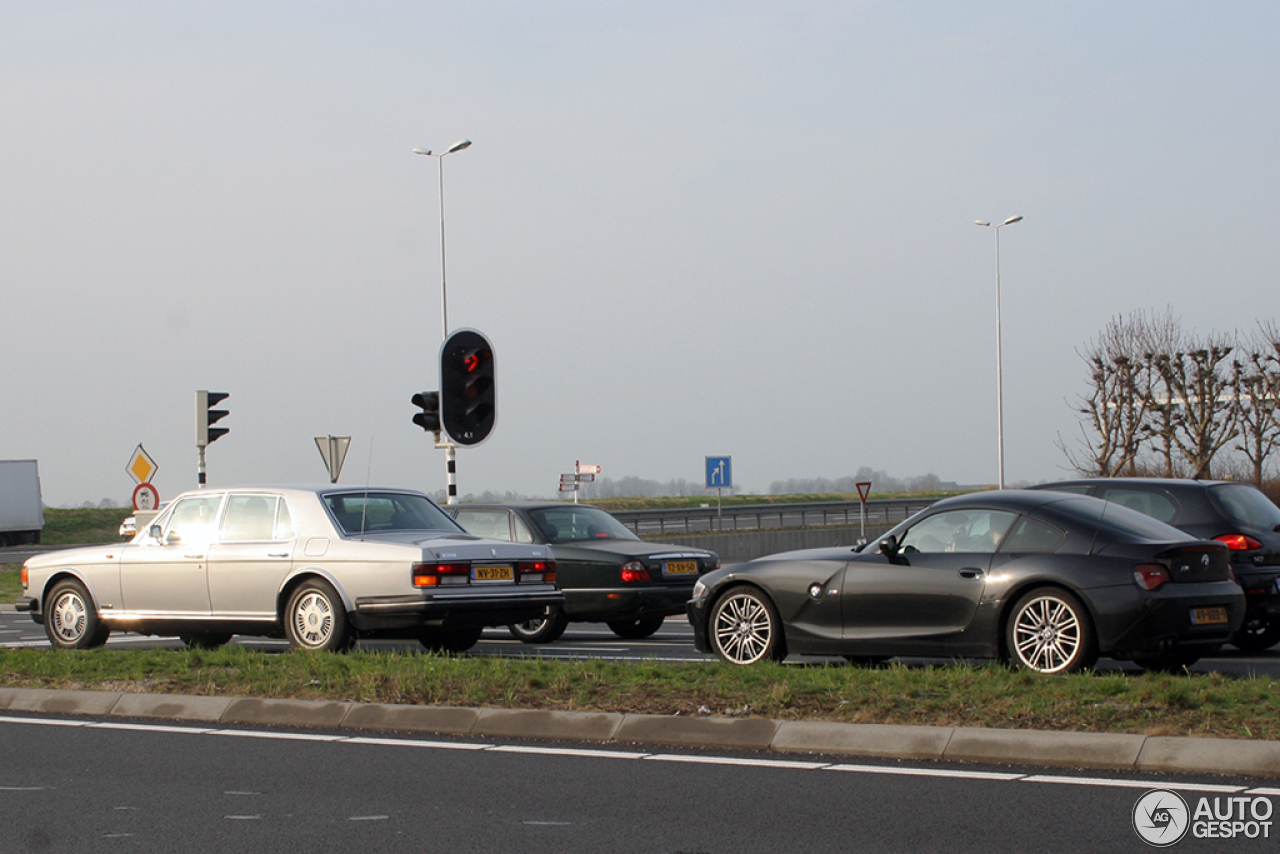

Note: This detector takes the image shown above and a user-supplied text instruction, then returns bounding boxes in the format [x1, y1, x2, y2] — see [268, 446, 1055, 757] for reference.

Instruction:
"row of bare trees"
[1062, 309, 1280, 483]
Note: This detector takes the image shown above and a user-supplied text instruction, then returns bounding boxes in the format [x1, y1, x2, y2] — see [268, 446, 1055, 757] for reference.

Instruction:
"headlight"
[692, 579, 707, 600]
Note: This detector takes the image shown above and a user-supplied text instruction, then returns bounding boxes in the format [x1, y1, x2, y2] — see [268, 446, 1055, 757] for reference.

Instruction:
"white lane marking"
[491, 745, 647, 760]
[349, 815, 389, 821]
[224, 791, 264, 796]
[94, 722, 215, 735]
[102, 833, 135, 838]
[0, 787, 45, 791]
[826, 764, 1025, 781]
[524, 820, 573, 826]
[343, 736, 488, 751]
[0, 716, 1259, 794]
[1023, 775, 1244, 793]
[224, 815, 263, 820]
[647, 754, 830, 771]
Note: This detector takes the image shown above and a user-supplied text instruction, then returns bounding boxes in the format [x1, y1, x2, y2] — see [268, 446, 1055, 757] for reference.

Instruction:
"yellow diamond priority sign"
[126, 444, 158, 485]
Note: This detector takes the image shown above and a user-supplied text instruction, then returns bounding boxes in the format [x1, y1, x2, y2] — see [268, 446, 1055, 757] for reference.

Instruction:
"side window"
[1000, 516, 1066, 554]
[163, 495, 223, 545]
[511, 513, 535, 544]
[221, 495, 279, 541]
[274, 500, 295, 540]
[1100, 488, 1178, 524]
[454, 510, 513, 541]
[900, 509, 1017, 554]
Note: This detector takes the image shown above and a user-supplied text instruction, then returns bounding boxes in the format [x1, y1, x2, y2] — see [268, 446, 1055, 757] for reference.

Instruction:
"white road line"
[1022, 775, 1244, 793]
[490, 745, 647, 760]
[343, 736, 488, 751]
[647, 754, 830, 771]
[826, 764, 1025, 781]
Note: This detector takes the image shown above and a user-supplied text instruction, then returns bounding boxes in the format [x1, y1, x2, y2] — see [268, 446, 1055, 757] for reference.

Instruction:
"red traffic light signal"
[440, 329, 496, 446]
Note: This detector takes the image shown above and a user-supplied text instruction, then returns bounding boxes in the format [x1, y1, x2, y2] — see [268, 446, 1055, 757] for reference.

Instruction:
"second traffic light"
[411, 390, 440, 433]
[196, 390, 230, 447]
[440, 328, 496, 446]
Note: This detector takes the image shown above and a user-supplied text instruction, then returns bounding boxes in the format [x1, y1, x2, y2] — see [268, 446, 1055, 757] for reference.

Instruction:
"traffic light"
[411, 391, 441, 433]
[196, 390, 230, 447]
[440, 329, 496, 446]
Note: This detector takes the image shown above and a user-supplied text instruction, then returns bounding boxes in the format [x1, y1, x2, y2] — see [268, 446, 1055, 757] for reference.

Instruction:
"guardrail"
[611, 498, 939, 537]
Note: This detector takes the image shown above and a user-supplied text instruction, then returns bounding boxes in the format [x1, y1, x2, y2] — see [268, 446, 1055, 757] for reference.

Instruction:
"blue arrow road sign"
[705, 456, 732, 489]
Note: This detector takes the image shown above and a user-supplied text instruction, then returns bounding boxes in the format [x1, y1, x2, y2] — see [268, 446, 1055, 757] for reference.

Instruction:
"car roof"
[450, 502, 604, 511]
[1032, 478, 1230, 490]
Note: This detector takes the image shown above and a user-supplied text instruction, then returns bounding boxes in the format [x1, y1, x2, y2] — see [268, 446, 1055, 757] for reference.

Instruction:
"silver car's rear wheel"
[1006, 588, 1097, 674]
[709, 586, 785, 665]
[285, 579, 351, 652]
[508, 608, 569, 644]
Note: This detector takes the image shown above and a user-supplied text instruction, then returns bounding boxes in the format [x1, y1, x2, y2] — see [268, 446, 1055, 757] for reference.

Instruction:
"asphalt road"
[1, 710, 1277, 853]
[4, 610, 1280, 678]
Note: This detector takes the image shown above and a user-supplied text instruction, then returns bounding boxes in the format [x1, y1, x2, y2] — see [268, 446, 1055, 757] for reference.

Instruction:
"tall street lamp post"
[413, 139, 472, 340]
[974, 215, 1022, 490]
[414, 139, 472, 504]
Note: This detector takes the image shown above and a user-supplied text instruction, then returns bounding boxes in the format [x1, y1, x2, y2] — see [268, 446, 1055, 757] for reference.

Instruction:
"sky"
[3, 2, 1278, 507]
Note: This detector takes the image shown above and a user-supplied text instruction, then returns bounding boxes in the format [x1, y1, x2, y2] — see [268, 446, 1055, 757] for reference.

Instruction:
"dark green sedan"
[447, 502, 719, 643]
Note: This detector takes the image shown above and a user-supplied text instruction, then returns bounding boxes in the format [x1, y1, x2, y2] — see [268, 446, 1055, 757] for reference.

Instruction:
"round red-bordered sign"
[132, 482, 160, 512]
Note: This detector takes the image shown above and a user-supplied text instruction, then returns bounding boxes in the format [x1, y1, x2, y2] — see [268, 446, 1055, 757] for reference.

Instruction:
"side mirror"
[149, 524, 163, 540]
[878, 535, 902, 564]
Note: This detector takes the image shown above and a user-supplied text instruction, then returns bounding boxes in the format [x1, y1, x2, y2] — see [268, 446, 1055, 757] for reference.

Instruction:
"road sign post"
[856, 481, 872, 541]
[705, 456, 733, 528]
[314, 436, 352, 484]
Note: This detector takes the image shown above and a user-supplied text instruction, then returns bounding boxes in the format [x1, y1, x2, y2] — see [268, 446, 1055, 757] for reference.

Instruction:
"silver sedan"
[16, 486, 562, 652]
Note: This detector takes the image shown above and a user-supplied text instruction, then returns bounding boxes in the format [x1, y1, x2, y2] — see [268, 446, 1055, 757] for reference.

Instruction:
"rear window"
[1208, 484, 1280, 530]
[323, 491, 460, 535]
[1049, 496, 1191, 543]
[1096, 487, 1180, 524]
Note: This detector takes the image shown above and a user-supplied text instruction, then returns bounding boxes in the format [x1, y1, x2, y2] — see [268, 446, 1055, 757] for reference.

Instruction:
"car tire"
[44, 579, 110, 650]
[180, 633, 233, 650]
[607, 615, 665, 640]
[1231, 612, 1280, 652]
[508, 608, 569, 644]
[285, 579, 352, 652]
[708, 585, 786, 665]
[418, 625, 484, 653]
[1005, 588, 1097, 674]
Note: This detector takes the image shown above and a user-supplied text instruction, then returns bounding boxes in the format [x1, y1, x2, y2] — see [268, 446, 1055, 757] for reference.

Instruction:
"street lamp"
[414, 139, 472, 505]
[975, 215, 1022, 490]
[413, 139, 472, 340]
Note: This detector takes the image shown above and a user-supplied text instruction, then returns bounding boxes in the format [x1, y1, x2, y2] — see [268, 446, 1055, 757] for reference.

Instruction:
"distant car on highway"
[18, 486, 561, 652]
[447, 502, 718, 643]
[1029, 478, 1280, 652]
[688, 490, 1244, 673]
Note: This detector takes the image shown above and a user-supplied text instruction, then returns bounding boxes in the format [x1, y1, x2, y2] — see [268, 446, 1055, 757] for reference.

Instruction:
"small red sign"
[133, 482, 160, 511]
[856, 482, 872, 503]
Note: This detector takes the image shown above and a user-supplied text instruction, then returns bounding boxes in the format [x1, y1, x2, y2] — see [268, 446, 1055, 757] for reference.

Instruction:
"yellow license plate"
[665, 560, 698, 575]
[1191, 607, 1228, 625]
[473, 565, 514, 582]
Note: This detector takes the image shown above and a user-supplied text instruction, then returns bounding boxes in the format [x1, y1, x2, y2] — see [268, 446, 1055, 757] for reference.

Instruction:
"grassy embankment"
[3, 503, 1277, 742]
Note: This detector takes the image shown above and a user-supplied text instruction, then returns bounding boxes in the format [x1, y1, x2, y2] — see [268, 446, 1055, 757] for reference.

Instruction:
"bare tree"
[1231, 323, 1280, 484]
[1149, 332, 1238, 480]
[1062, 315, 1153, 475]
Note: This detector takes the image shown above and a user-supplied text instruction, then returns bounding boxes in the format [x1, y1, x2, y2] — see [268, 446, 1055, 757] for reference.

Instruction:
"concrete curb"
[0, 687, 1276, 779]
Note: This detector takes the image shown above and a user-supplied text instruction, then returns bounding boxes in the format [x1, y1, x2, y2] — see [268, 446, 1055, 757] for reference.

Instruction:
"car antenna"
[358, 436, 374, 540]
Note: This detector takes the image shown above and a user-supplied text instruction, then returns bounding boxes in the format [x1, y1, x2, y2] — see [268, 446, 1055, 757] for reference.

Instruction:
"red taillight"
[621, 561, 650, 583]
[413, 562, 471, 587]
[518, 559, 556, 584]
[1134, 564, 1172, 591]
[1214, 534, 1263, 551]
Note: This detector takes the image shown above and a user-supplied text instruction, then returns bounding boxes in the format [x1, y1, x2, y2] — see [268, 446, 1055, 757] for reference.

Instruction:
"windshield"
[1209, 484, 1280, 530]
[527, 506, 639, 544]
[323, 491, 461, 536]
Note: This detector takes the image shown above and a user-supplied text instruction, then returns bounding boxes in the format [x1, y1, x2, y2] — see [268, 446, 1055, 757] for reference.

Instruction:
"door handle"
[959, 569, 984, 579]
[184, 554, 204, 559]
[268, 552, 290, 558]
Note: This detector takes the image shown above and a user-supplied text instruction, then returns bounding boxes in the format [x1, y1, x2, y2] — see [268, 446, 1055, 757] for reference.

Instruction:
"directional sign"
[314, 436, 352, 484]
[705, 456, 732, 489]
[576, 462, 602, 475]
[126, 444, 158, 486]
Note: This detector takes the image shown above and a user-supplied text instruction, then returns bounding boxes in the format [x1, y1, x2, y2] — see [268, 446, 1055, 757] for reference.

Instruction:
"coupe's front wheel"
[607, 615, 665, 640]
[1231, 612, 1280, 652]
[45, 580, 110, 650]
[708, 586, 785, 665]
[285, 579, 352, 652]
[508, 608, 569, 644]
[1005, 588, 1097, 673]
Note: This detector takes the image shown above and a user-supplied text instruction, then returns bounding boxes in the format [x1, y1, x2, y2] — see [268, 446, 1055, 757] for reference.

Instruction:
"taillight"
[413, 562, 471, 587]
[1215, 534, 1263, 551]
[621, 561, 650, 582]
[518, 559, 556, 584]
[1134, 564, 1172, 591]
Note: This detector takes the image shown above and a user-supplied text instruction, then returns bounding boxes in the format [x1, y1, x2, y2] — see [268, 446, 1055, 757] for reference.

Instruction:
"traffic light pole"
[196, 445, 207, 488]
[436, 438, 458, 505]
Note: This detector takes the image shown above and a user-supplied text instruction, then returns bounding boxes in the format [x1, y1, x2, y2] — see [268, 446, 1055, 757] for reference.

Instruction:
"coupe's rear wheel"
[708, 586, 785, 665]
[180, 633, 233, 650]
[418, 625, 484, 653]
[1006, 588, 1097, 674]
[285, 579, 352, 652]
[508, 608, 569, 644]
[607, 615, 665, 640]
[45, 580, 110, 650]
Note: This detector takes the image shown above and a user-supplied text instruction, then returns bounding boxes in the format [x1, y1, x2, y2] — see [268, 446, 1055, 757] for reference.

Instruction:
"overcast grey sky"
[3, 2, 1278, 507]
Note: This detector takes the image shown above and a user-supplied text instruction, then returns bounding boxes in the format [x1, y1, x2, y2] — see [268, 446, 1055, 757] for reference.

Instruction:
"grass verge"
[0, 646, 1276, 740]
